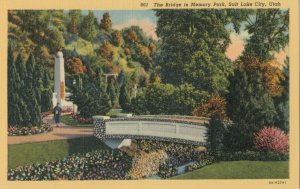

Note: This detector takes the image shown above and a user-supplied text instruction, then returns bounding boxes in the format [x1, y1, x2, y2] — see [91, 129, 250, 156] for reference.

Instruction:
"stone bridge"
[93, 115, 209, 145]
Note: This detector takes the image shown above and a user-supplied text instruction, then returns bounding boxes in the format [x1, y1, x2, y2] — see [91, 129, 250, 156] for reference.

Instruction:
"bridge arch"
[93, 115, 209, 145]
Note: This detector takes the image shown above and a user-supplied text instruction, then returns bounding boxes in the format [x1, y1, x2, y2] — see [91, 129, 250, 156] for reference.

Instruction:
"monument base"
[52, 92, 77, 113]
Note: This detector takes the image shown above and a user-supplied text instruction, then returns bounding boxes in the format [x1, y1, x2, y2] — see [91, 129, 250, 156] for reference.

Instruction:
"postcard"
[0, 0, 299, 188]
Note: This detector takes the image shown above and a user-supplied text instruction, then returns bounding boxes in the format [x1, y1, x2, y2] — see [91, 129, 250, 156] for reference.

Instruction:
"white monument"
[54, 51, 65, 105]
[52, 51, 77, 111]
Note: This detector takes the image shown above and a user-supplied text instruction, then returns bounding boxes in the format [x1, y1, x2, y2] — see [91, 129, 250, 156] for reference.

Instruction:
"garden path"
[7, 114, 93, 145]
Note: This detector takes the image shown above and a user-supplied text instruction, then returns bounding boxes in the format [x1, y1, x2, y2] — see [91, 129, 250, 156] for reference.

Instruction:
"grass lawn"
[172, 161, 289, 179]
[61, 114, 93, 127]
[61, 109, 122, 126]
[8, 136, 109, 169]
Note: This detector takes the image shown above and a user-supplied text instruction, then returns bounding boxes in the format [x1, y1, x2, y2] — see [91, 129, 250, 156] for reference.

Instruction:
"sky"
[82, 10, 288, 64]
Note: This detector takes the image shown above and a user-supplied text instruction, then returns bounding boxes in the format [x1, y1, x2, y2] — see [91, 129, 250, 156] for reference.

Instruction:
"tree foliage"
[66, 57, 86, 74]
[68, 10, 82, 34]
[41, 70, 53, 112]
[225, 66, 276, 150]
[129, 83, 206, 115]
[119, 82, 131, 112]
[235, 55, 284, 97]
[243, 9, 289, 61]
[80, 11, 97, 41]
[206, 114, 228, 152]
[155, 10, 235, 94]
[99, 42, 115, 61]
[192, 96, 228, 121]
[274, 58, 289, 132]
[100, 12, 112, 31]
[70, 69, 112, 118]
[112, 30, 124, 47]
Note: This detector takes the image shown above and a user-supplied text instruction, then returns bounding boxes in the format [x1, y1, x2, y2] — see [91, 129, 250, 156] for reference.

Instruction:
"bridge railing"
[93, 115, 208, 145]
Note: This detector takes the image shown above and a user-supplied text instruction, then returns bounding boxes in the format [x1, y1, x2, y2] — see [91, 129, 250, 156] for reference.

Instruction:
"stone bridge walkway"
[7, 114, 93, 145]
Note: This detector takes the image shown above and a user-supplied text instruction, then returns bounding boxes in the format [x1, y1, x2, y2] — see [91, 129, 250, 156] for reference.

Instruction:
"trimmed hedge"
[215, 151, 289, 161]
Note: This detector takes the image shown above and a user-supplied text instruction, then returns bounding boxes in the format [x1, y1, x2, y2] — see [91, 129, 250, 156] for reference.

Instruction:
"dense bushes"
[8, 149, 132, 180]
[254, 127, 289, 154]
[130, 83, 208, 115]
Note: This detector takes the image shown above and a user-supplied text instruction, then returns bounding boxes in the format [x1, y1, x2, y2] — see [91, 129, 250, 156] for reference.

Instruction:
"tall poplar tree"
[41, 70, 53, 112]
[107, 80, 118, 107]
[8, 46, 23, 127]
[24, 54, 41, 126]
[15, 53, 31, 126]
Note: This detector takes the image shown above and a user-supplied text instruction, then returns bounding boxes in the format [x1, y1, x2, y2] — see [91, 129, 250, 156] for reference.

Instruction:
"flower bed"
[8, 149, 132, 180]
[71, 113, 93, 124]
[8, 123, 53, 136]
[129, 150, 168, 179]
[158, 161, 178, 178]
[136, 139, 203, 166]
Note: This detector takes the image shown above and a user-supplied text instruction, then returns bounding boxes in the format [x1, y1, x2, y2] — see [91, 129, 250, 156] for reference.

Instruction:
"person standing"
[53, 103, 62, 127]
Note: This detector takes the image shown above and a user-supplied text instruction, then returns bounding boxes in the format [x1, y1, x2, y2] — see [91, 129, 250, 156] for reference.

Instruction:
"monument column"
[54, 51, 65, 105]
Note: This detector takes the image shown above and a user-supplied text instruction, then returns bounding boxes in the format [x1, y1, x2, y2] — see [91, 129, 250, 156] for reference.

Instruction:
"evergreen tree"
[15, 53, 31, 126]
[70, 70, 111, 118]
[107, 80, 117, 107]
[206, 114, 228, 152]
[8, 46, 23, 127]
[80, 11, 97, 41]
[41, 70, 53, 112]
[100, 12, 112, 31]
[34, 64, 43, 105]
[93, 68, 112, 114]
[274, 58, 289, 132]
[119, 82, 131, 112]
[225, 68, 276, 150]
[24, 54, 41, 126]
[117, 70, 126, 87]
